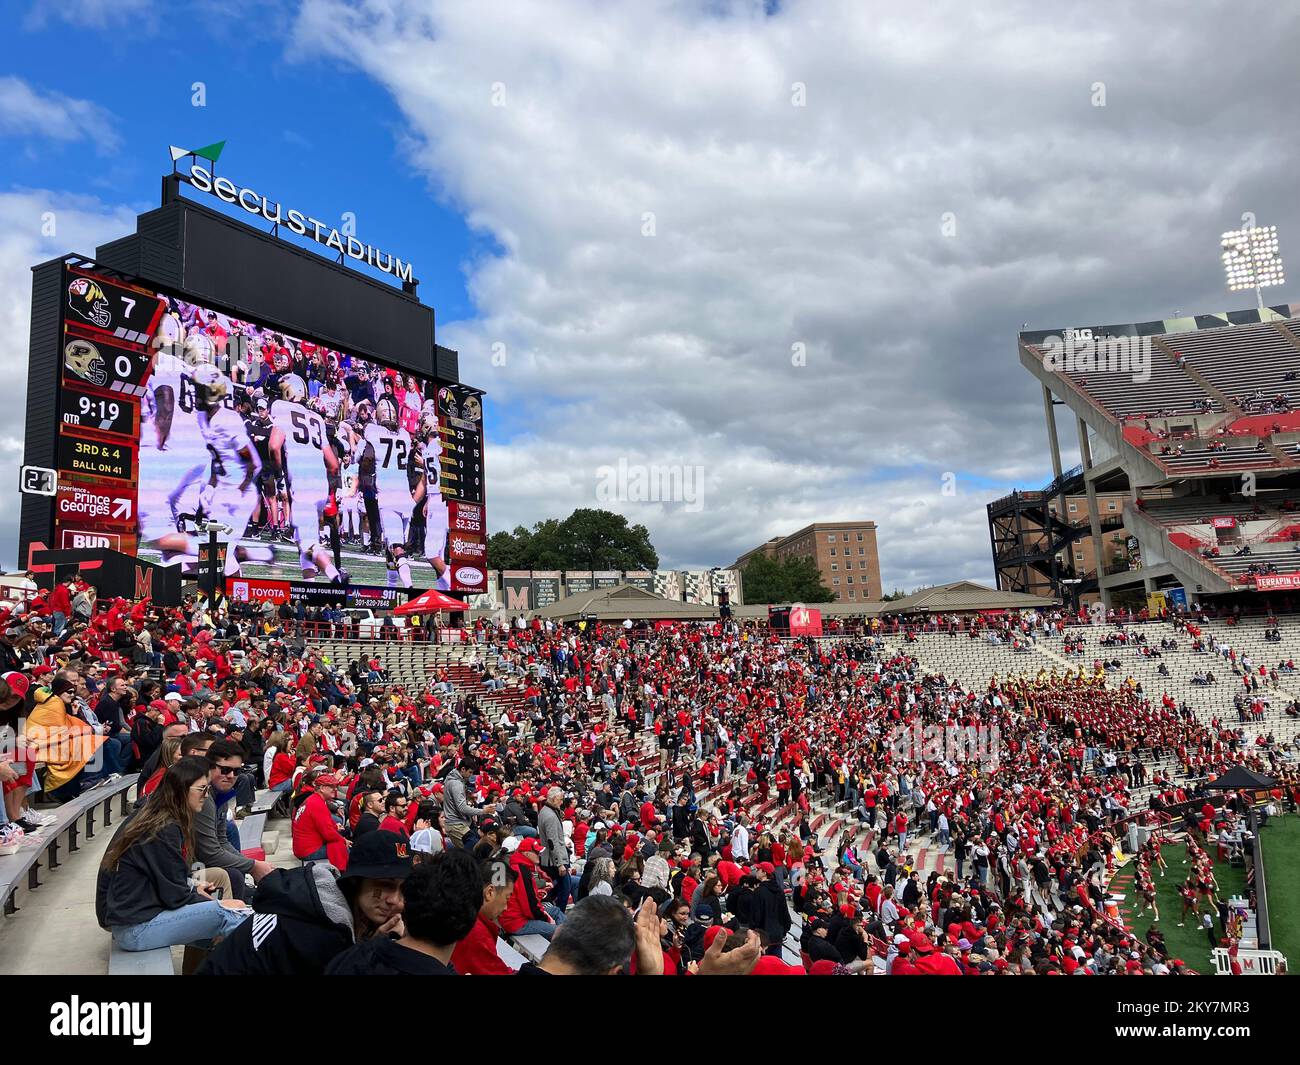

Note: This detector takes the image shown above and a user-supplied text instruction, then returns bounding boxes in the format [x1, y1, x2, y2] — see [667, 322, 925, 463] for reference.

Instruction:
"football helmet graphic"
[376, 396, 399, 430]
[67, 277, 112, 329]
[437, 386, 459, 420]
[64, 338, 108, 387]
[193, 363, 231, 407]
[279, 373, 308, 403]
[460, 395, 482, 423]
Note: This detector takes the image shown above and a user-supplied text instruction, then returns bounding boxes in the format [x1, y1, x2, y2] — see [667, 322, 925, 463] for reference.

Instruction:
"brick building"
[733, 521, 882, 603]
[1047, 491, 1129, 591]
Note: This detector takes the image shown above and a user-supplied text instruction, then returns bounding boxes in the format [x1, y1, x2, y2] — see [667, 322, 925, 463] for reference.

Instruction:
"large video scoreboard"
[52, 268, 161, 554]
[23, 173, 487, 597]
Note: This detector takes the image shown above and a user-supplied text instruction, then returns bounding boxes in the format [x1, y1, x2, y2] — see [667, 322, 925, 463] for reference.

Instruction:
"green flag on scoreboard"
[169, 140, 226, 164]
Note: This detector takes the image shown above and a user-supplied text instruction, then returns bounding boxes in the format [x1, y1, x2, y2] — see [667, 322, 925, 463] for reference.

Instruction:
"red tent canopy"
[392, 588, 467, 615]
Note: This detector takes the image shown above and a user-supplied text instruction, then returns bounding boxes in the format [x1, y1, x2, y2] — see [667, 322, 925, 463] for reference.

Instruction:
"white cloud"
[293, 0, 1299, 589]
[23, 0, 155, 31]
[0, 191, 140, 567]
[0, 77, 120, 153]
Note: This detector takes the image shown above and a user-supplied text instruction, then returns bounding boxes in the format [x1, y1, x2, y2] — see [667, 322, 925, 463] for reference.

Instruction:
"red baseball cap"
[702, 926, 728, 951]
[516, 837, 544, 855]
[751, 955, 807, 976]
[2, 671, 29, 699]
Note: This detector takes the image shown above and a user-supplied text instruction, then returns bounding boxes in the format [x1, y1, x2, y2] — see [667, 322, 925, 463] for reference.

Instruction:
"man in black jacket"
[751, 862, 791, 956]
[354, 788, 384, 839]
[900, 870, 922, 909]
[198, 830, 412, 975]
[832, 910, 872, 972]
[801, 917, 844, 965]
[670, 793, 694, 843]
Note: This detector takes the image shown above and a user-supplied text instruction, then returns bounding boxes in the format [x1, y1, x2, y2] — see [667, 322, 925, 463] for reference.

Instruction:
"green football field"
[1259, 813, 1300, 967]
[140, 537, 444, 591]
[1112, 839, 1247, 972]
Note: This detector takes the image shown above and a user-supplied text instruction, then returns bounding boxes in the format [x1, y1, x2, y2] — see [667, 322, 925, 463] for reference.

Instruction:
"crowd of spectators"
[2, 575, 1298, 975]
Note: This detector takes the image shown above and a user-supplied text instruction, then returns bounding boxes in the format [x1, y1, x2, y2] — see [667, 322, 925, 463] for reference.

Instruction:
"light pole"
[1221, 225, 1285, 310]
[200, 520, 232, 601]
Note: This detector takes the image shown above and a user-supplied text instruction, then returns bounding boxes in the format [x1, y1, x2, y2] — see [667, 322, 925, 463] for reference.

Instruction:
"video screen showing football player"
[154, 364, 273, 576]
[136, 294, 447, 587]
[413, 401, 451, 590]
[363, 394, 418, 588]
[267, 373, 342, 582]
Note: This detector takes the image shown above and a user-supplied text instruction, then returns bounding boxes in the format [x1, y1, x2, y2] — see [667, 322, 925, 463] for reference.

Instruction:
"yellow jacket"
[25, 689, 104, 790]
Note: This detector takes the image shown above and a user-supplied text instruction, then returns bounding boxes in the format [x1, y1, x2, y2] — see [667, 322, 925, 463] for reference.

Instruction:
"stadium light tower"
[1221, 224, 1285, 310]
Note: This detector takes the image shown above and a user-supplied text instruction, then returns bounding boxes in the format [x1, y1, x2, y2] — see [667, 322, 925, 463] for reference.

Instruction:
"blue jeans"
[112, 901, 251, 951]
[96, 733, 131, 775]
[301, 845, 329, 862]
[544, 867, 573, 910]
[514, 905, 565, 940]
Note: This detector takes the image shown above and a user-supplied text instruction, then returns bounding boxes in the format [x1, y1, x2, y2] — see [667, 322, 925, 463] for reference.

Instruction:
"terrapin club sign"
[175, 153, 415, 285]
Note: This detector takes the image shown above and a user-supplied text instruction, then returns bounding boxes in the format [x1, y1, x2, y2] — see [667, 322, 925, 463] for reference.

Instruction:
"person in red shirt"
[48, 577, 73, 636]
[913, 942, 964, 975]
[379, 793, 411, 839]
[292, 774, 350, 870]
[890, 939, 918, 975]
[500, 839, 561, 939]
[452, 857, 519, 975]
[267, 735, 297, 793]
[716, 857, 743, 889]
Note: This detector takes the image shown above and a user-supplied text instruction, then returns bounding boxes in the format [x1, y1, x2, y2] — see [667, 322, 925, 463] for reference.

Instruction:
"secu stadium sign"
[181, 161, 415, 285]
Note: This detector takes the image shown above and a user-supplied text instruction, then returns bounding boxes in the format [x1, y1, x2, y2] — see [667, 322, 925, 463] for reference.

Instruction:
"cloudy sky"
[2, 0, 1298, 589]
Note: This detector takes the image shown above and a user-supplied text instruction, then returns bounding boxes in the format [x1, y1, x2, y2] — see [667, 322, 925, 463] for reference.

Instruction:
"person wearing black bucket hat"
[325, 848, 483, 975]
[197, 830, 412, 976]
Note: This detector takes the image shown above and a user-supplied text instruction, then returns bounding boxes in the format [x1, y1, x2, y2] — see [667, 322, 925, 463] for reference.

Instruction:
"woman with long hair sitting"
[96, 756, 253, 952]
[264, 730, 296, 794]
[139, 737, 182, 798]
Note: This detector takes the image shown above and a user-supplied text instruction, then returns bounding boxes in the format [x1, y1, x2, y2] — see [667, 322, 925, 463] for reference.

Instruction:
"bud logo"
[60, 530, 121, 550]
[455, 566, 485, 587]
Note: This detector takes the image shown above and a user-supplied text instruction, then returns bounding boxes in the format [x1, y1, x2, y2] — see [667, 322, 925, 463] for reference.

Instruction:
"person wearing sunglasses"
[96, 756, 252, 956]
[193, 739, 273, 901]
